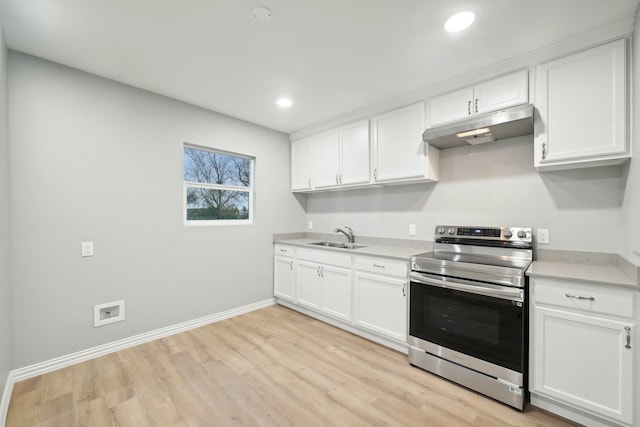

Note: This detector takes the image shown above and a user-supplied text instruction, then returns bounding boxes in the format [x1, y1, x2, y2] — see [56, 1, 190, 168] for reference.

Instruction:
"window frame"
[183, 143, 255, 226]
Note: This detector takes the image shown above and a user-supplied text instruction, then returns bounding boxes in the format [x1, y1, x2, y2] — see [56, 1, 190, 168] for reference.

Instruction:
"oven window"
[410, 282, 524, 372]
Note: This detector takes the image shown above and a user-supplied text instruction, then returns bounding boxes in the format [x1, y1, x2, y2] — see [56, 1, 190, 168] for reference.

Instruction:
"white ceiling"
[1, 0, 638, 134]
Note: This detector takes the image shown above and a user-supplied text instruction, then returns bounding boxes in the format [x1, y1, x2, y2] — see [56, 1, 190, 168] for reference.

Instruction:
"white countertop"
[527, 260, 639, 289]
[274, 237, 427, 261]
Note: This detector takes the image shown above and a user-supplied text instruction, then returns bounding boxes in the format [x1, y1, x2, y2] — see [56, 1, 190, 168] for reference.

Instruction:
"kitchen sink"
[309, 241, 366, 249]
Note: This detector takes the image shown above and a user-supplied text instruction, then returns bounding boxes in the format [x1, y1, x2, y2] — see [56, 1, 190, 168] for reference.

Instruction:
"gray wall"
[306, 134, 628, 253]
[623, 7, 640, 263]
[8, 52, 306, 367]
[0, 22, 12, 395]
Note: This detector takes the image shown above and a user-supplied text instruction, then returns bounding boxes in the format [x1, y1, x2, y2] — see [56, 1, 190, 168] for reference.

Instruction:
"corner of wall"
[0, 15, 13, 413]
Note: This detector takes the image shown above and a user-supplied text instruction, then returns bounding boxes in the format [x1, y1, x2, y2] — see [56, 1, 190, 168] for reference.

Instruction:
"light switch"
[409, 224, 417, 236]
[82, 241, 94, 257]
[308, 221, 313, 230]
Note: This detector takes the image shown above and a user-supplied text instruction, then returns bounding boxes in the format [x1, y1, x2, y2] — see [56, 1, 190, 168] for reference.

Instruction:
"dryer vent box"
[94, 300, 125, 327]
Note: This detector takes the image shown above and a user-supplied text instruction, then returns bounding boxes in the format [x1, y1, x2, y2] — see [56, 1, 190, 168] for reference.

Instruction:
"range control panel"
[434, 225, 532, 243]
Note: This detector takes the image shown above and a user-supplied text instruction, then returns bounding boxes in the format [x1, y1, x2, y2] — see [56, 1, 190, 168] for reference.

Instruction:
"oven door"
[409, 272, 525, 375]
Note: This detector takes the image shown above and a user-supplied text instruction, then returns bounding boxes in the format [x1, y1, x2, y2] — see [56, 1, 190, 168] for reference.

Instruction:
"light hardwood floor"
[6, 305, 578, 427]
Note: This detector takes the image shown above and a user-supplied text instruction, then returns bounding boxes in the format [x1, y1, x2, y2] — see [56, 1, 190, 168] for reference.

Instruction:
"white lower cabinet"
[530, 278, 637, 426]
[273, 245, 410, 350]
[273, 244, 295, 302]
[295, 248, 353, 322]
[354, 256, 408, 342]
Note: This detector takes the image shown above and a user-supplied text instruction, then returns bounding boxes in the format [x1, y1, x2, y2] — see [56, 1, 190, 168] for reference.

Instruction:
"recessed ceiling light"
[276, 97, 293, 108]
[445, 11, 475, 33]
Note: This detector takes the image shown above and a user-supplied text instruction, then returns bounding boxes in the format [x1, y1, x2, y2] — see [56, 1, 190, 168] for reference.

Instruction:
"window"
[183, 144, 254, 225]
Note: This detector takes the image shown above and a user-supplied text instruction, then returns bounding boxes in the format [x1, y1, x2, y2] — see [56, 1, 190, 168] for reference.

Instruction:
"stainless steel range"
[409, 225, 533, 410]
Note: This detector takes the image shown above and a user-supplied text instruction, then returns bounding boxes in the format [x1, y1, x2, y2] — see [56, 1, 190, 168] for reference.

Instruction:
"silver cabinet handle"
[373, 168, 378, 180]
[402, 283, 406, 297]
[373, 264, 385, 269]
[279, 249, 287, 253]
[308, 178, 312, 188]
[289, 260, 293, 271]
[467, 100, 471, 115]
[625, 326, 631, 349]
[565, 293, 595, 301]
[541, 143, 546, 160]
[474, 98, 478, 113]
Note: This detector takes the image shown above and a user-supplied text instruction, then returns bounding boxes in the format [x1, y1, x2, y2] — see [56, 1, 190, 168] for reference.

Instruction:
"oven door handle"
[410, 272, 524, 301]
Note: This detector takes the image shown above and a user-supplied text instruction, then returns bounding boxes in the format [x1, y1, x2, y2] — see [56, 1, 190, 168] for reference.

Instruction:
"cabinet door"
[428, 87, 473, 127]
[354, 272, 407, 341]
[475, 70, 528, 114]
[313, 129, 341, 189]
[534, 39, 628, 169]
[532, 306, 634, 424]
[340, 120, 370, 186]
[296, 261, 321, 309]
[320, 265, 353, 321]
[372, 103, 427, 183]
[274, 256, 295, 302]
[291, 138, 314, 191]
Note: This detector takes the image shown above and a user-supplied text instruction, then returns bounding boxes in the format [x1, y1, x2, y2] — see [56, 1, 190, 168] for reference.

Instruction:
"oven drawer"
[532, 278, 635, 319]
[355, 256, 408, 278]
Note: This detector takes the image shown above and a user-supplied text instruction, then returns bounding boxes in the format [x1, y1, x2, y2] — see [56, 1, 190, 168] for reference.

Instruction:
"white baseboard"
[0, 298, 275, 426]
[0, 374, 13, 427]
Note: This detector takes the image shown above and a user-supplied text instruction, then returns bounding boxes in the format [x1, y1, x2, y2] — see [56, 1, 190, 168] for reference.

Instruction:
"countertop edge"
[273, 235, 429, 261]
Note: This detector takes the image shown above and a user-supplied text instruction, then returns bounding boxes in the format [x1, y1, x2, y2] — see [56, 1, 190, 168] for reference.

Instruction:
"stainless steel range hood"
[423, 103, 534, 149]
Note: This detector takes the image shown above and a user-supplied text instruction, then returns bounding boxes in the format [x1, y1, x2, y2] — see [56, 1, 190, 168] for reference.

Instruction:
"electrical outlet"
[94, 300, 125, 327]
[82, 241, 94, 257]
[308, 221, 313, 230]
[537, 229, 549, 244]
[409, 224, 417, 236]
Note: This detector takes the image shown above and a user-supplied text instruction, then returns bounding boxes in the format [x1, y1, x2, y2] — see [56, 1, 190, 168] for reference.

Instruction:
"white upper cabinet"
[339, 120, 371, 186]
[313, 120, 370, 189]
[428, 70, 529, 127]
[534, 39, 629, 170]
[313, 129, 342, 188]
[291, 137, 314, 191]
[372, 102, 438, 184]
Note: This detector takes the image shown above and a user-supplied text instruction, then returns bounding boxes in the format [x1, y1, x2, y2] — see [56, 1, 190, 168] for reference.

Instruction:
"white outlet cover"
[308, 221, 313, 230]
[94, 300, 125, 327]
[537, 229, 549, 244]
[82, 241, 94, 257]
[409, 224, 417, 235]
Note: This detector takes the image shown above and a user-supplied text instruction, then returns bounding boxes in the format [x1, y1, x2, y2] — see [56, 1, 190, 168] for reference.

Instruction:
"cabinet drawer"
[274, 244, 295, 258]
[533, 278, 635, 319]
[355, 256, 408, 278]
[296, 247, 352, 268]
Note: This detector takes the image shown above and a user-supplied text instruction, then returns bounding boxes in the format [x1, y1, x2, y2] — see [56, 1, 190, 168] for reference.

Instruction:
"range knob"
[448, 227, 456, 235]
[504, 230, 513, 238]
[517, 230, 527, 239]
[438, 227, 446, 234]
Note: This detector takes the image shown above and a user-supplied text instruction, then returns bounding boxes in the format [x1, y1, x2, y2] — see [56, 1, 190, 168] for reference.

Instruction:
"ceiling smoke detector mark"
[252, 6, 273, 23]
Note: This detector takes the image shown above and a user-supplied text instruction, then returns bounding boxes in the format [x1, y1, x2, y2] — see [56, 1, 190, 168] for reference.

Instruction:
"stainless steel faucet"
[334, 226, 354, 243]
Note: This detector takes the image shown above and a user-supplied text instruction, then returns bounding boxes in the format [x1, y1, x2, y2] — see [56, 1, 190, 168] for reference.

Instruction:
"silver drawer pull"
[625, 326, 631, 349]
[565, 293, 595, 301]
[373, 264, 386, 268]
